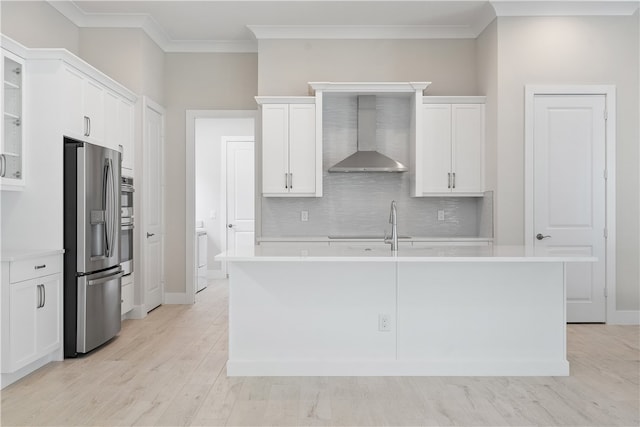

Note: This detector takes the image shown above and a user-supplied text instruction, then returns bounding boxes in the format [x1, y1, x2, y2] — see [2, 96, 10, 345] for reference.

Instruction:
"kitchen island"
[216, 245, 595, 377]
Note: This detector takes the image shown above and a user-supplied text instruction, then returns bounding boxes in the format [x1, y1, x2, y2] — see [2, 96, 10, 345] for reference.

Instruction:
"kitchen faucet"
[384, 200, 398, 252]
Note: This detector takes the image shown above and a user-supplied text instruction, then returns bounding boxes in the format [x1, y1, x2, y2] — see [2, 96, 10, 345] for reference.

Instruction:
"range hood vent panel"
[328, 95, 407, 173]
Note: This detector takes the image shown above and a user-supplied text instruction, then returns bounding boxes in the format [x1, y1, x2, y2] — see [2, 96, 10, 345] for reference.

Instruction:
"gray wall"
[258, 39, 478, 95]
[163, 53, 258, 293]
[494, 14, 640, 310]
[1, 1, 79, 54]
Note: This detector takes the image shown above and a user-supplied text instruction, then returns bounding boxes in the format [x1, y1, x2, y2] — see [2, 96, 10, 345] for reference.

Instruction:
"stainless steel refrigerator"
[64, 137, 123, 357]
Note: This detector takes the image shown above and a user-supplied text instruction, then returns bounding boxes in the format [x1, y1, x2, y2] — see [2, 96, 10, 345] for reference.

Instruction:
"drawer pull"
[34, 264, 46, 270]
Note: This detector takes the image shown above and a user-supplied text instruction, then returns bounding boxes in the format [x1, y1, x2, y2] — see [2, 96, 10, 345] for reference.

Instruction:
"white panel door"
[288, 104, 316, 195]
[261, 104, 289, 194]
[227, 139, 255, 255]
[452, 104, 484, 193]
[144, 101, 164, 312]
[533, 94, 606, 322]
[421, 104, 452, 193]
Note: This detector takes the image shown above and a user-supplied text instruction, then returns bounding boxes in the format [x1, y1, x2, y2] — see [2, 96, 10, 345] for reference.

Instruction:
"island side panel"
[227, 261, 397, 376]
[397, 262, 568, 376]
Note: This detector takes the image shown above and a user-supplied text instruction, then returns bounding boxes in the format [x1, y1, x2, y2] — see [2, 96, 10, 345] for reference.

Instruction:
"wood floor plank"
[1, 279, 638, 426]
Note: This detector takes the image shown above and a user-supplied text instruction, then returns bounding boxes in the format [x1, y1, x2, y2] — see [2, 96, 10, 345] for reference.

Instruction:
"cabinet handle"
[447, 173, 451, 189]
[289, 173, 293, 189]
[284, 173, 288, 189]
[88, 116, 91, 136]
[36, 284, 43, 309]
[0, 154, 6, 178]
[42, 284, 46, 308]
[83, 116, 89, 136]
[34, 264, 46, 270]
[452, 172, 456, 189]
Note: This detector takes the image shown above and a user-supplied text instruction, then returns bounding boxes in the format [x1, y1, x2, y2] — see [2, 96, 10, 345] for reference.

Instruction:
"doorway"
[525, 85, 616, 323]
[186, 110, 256, 304]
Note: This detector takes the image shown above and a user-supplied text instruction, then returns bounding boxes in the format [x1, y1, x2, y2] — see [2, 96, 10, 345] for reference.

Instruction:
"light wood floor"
[1, 279, 638, 426]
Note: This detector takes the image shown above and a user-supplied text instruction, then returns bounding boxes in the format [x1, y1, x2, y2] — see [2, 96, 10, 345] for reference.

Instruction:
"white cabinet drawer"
[10, 255, 61, 284]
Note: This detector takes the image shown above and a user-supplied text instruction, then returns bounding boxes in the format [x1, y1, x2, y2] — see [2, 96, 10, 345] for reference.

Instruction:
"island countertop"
[216, 244, 596, 263]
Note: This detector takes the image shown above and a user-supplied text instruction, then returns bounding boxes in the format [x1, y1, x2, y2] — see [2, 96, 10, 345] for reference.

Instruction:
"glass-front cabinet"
[1, 49, 25, 190]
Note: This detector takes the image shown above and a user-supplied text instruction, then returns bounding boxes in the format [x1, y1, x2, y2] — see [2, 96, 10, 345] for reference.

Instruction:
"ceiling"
[47, 1, 640, 52]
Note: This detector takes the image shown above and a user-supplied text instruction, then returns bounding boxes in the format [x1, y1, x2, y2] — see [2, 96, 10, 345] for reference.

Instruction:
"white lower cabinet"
[1, 251, 63, 388]
[121, 274, 134, 316]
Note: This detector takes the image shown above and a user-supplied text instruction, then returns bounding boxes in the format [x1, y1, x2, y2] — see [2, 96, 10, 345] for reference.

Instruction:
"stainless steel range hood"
[328, 95, 408, 173]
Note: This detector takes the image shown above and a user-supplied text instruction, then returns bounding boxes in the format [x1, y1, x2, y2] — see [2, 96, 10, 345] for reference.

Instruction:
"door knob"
[146, 232, 155, 238]
[536, 233, 551, 240]
[228, 224, 234, 228]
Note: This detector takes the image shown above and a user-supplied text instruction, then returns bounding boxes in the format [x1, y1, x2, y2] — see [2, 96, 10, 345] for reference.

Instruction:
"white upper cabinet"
[413, 98, 485, 196]
[62, 66, 107, 146]
[1, 49, 25, 190]
[258, 97, 320, 197]
[118, 99, 134, 173]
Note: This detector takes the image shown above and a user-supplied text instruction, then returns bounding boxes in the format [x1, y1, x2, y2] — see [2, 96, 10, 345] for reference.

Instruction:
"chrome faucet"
[384, 200, 398, 252]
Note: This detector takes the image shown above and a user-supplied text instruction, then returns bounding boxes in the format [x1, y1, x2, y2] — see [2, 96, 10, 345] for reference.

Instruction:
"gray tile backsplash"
[261, 95, 493, 238]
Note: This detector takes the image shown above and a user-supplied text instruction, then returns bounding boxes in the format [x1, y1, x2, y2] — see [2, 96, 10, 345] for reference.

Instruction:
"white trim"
[163, 292, 187, 305]
[185, 110, 257, 302]
[492, 1, 639, 17]
[524, 85, 617, 324]
[310, 82, 431, 93]
[247, 25, 479, 40]
[164, 40, 258, 53]
[423, 96, 486, 104]
[255, 96, 315, 105]
[607, 310, 640, 325]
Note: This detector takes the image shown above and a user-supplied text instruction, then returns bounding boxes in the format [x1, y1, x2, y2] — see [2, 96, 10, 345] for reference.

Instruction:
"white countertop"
[1, 248, 65, 262]
[216, 245, 596, 263]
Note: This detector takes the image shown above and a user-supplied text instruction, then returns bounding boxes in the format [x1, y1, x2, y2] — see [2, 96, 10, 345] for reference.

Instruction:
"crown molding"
[48, 1, 258, 53]
[247, 25, 481, 40]
[491, 1, 640, 17]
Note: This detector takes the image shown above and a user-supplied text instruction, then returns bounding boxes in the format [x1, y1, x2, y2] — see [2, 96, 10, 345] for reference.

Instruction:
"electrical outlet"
[437, 210, 445, 221]
[378, 314, 391, 332]
[301, 210, 309, 222]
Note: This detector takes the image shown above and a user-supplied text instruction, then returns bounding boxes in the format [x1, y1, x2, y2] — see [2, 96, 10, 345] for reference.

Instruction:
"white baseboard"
[608, 310, 640, 325]
[208, 270, 226, 279]
[124, 305, 147, 320]
[164, 292, 187, 304]
[1, 351, 58, 389]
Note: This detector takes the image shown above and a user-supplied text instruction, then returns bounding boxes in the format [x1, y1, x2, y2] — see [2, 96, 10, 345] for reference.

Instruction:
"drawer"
[10, 255, 61, 283]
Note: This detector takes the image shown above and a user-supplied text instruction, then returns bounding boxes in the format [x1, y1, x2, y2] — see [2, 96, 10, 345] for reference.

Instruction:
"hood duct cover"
[328, 95, 408, 173]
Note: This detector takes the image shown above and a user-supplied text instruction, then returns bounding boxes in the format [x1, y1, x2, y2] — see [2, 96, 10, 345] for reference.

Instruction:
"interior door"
[144, 100, 164, 312]
[226, 139, 255, 256]
[533, 94, 606, 322]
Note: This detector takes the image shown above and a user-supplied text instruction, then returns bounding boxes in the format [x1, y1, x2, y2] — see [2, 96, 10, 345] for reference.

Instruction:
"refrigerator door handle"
[88, 270, 124, 286]
[107, 158, 116, 261]
[103, 160, 110, 258]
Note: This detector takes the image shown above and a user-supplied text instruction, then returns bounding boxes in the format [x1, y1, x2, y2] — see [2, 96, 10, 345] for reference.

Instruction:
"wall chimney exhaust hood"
[329, 95, 408, 173]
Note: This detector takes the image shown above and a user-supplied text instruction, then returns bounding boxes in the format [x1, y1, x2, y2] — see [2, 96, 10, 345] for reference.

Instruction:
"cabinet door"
[261, 104, 289, 195]
[83, 79, 105, 144]
[451, 104, 484, 193]
[36, 275, 61, 356]
[9, 279, 38, 370]
[1, 50, 25, 188]
[119, 100, 134, 172]
[62, 66, 85, 139]
[288, 104, 316, 195]
[104, 91, 120, 151]
[421, 104, 452, 193]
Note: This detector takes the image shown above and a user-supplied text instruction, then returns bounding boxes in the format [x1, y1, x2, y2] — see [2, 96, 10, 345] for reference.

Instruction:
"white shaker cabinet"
[63, 66, 106, 147]
[118, 99, 134, 173]
[1, 251, 63, 389]
[257, 97, 320, 197]
[414, 98, 485, 196]
[1, 47, 25, 190]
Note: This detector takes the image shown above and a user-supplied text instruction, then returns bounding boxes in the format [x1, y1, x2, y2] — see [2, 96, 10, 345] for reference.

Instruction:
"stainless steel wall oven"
[120, 176, 134, 276]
